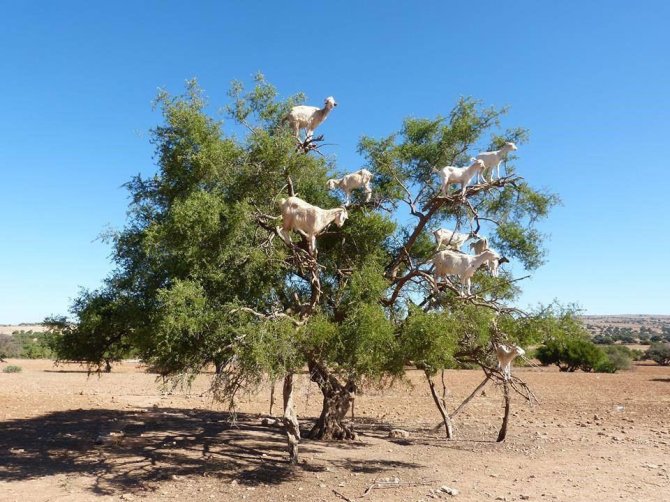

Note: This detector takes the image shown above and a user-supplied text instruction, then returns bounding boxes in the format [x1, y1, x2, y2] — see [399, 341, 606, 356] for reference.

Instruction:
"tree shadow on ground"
[650, 378, 670, 382]
[0, 408, 313, 495]
[0, 407, 423, 496]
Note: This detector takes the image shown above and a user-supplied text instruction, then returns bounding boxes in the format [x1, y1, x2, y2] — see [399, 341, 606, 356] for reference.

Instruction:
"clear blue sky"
[1, 1, 668, 323]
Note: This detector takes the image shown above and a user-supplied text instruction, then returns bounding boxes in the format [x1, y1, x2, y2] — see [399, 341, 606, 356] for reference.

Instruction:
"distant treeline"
[586, 325, 670, 345]
[0, 330, 54, 359]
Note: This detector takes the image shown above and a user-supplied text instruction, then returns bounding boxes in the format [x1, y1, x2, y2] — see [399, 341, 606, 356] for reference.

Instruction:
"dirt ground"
[1, 360, 668, 502]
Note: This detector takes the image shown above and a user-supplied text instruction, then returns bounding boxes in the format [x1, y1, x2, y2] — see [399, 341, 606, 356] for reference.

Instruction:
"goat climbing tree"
[47, 75, 559, 463]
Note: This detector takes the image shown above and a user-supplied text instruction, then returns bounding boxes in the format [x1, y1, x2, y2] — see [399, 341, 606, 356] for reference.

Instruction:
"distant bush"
[2, 365, 22, 373]
[536, 337, 605, 372]
[646, 343, 670, 366]
[0, 334, 16, 359]
[598, 345, 634, 372]
[536, 338, 632, 373]
[593, 334, 610, 345]
[0, 330, 54, 359]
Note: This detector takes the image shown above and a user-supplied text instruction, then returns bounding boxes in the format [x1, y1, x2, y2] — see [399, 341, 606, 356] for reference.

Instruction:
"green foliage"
[596, 345, 634, 372]
[0, 331, 54, 359]
[2, 365, 22, 373]
[646, 342, 670, 366]
[400, 306, 458, 374]
[534, 315, 633, 373]
[535, 337, 606, 372]
[52, 76, 560, 407]
[0, 333, 19, 359]
[45, 289, 138, 371]
[338, 303, 400, 378]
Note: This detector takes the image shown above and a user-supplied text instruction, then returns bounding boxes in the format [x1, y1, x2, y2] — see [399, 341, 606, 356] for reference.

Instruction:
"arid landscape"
[3, 2, 669, 501]
[1, 358, 668, 502]
[580, 315, 670, 336]
[0, 324, 47, 335]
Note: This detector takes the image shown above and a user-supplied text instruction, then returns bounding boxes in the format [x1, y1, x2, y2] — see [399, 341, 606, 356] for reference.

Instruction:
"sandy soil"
[1, 360, 669, 502]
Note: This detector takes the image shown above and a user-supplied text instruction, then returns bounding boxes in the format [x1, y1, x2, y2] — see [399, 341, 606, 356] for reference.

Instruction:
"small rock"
[389, 429, 410, 439]
[261, 417, 279, 427]
[520, 496, 530, 501]
[120, 495, 134, 501]
[440, 485, 459, 496]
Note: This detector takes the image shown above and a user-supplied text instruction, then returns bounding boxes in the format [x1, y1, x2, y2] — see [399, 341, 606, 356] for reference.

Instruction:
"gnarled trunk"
[282, 373, 300, 463]
[308, 359, 357, 440]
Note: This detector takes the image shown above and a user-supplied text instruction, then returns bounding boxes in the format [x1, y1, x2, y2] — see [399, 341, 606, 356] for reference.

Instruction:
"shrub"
[536, 337, 608, 372]
[2, 365, 22, 373]
[595, 345, 633, 373]
[646, 343, 670, 366]
[0, 330, 54, 359]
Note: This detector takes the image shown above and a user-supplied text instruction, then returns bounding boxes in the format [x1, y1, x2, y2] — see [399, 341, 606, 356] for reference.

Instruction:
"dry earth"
[0, 324, 47, 335]
[1, 360, 669, 502]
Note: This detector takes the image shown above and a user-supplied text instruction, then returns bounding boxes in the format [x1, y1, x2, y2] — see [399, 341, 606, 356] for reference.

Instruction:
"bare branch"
[229, 307, 305, 327]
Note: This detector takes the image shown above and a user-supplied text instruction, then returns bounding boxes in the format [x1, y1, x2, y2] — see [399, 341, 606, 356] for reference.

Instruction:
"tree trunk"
[496, 379, 511, 442]
[214, 359, 224, 374]
[308, 359, 357, 440]
[269, 378, 277, 416]
[425, 370, 453, 439]
[282, 373, 300, 463]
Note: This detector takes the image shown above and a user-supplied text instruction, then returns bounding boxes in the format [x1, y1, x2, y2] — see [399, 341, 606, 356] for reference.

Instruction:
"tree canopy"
[47, 74, 561, 462]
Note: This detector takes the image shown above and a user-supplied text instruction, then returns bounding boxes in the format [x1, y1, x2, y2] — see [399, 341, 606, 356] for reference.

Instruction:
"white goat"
[433, 228, 473, 251]
[277, 196, 348, 255]
[475, 142, 518, 182]
[469, 237, 508, 277]
[495, 344, 525, 380]
[435, 159, 486, 197]
[429, 249, 498, 296]
[327, 169, 373, 205]
[284, 96, 337, 141]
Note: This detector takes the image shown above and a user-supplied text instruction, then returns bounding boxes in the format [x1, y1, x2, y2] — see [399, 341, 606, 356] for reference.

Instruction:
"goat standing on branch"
[495, 344, 526, 380]
[284, 96, 337, 143]
[469, 237, 509, 277]
[433, 228, 474, 251]
[429, 248, 500, 296]
[277, 196, 348, 255]
[475, 141, 518, 182]
[435, 159, 486, 197]
[327, 169, 373, 205]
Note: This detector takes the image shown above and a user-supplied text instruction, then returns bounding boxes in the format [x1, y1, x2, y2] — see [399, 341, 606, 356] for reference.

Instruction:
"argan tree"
[48, 75, 558, 462]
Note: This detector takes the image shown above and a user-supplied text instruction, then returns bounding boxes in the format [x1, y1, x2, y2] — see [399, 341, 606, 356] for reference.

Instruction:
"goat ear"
[499, 256, 510, 264]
